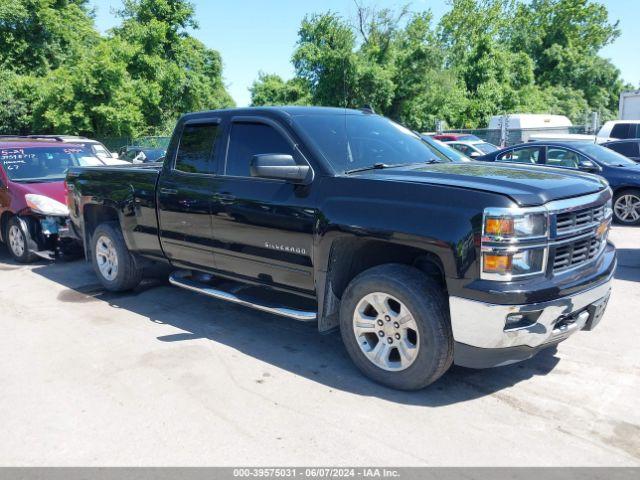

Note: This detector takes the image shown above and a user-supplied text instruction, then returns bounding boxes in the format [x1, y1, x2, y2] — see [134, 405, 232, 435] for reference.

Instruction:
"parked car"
[26, 135, 124, 164]
[420, 135, 471, 162]
[66, 107, 615, 390]
[602, 139, 640, 162]
[0, 139, 103, 262]
[596, 120, 640, 144]
[445, 140, 499, 158]
[476, 141, 640, 225]
[120, 146, 167, 164]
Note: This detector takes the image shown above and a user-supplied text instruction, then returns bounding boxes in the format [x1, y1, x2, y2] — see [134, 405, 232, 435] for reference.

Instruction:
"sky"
[89, 0, 640, 107]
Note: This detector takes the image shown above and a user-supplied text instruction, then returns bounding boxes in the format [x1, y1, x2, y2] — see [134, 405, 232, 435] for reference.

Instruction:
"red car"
[0, 139, 103, 262]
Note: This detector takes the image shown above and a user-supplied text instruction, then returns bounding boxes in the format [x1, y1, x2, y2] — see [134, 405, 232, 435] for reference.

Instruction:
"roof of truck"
[184, 106, 371, 118]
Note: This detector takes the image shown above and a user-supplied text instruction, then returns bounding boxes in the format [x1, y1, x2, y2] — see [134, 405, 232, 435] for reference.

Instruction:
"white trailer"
[619, 90, 640, 120]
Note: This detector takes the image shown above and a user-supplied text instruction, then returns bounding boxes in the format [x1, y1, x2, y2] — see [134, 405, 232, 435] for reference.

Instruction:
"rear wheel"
[91, 222, 142, 292]
[5, 217, 37, 263]
[339, 264, 453, 390]
[613, 189, 640, 225]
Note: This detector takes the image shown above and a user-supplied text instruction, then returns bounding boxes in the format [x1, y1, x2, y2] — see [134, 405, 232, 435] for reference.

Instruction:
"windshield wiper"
[344, 163, 392, 174]
[344, 161, 437, 174]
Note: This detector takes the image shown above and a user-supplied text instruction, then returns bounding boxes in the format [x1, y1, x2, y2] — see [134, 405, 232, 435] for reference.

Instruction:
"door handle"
[160, 188, 178, 195]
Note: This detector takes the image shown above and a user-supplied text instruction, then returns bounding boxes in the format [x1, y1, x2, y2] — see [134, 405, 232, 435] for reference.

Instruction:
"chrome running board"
[169, 270, 317, 322]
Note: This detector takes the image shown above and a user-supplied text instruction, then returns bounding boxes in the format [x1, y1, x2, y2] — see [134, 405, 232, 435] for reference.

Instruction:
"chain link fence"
[96, 136, 171, 152]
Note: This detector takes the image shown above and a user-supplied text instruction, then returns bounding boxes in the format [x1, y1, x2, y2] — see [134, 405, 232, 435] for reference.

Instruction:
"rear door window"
[175, 123, 219, 174]
[607, 142, 638, 157]
[610, 123, 633, 139]
[496, 147, 541, 164]
[226, 122, 294, 177]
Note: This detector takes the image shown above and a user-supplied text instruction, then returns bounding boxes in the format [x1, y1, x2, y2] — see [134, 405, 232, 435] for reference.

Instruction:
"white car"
[445, 140, 499, 158]
[596, 120, 640, 144]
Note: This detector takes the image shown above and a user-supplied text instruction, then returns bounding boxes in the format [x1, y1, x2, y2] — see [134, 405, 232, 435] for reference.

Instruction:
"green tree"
[250, 73, 311, 106]
[112, 0, 234, 130]
[32, 37, 146, 136]
[0, 0, 98, 75]
[509, 0, 628, 118]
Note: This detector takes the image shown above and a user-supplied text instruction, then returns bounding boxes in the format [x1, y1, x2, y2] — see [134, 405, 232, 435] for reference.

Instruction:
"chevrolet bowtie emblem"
[596, 220, 609, 239]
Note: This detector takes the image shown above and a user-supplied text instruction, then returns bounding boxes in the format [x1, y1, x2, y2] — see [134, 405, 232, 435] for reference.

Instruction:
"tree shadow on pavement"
[20, 250, 568, 408]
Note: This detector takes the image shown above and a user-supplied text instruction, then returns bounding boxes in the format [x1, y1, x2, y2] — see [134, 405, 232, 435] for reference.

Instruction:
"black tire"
[339, 264, 453, 390]
[91, 222, 142, 292]
[5, 216, 37, 264]
[613, 189, 640, 226]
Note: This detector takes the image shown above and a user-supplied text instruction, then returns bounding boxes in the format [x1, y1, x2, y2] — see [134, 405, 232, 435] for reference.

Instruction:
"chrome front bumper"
[449, 275, 613, 367]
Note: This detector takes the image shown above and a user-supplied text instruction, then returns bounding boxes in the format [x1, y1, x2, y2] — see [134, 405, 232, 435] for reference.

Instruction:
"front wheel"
[91, 222, 142, 292]
[5, 217, 37, 263]
[339, 264, 453, 390]
[613, 189, 640, 225]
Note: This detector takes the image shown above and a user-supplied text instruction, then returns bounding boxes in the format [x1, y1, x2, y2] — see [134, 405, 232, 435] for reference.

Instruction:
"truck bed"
[66, 164, 164, 259]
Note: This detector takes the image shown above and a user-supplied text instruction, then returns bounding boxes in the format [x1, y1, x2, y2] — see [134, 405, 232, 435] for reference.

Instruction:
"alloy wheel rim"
[614, 194, 640, 223]
[8, 225, 25, 257]
[96, 235, 118, 281]
[352, 292, 420, 372]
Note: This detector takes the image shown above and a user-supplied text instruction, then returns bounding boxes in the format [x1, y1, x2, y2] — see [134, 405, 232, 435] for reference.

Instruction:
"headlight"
[483, 210, 548, 240]
[482, 247, 546, 278]
[25, 194, 69, 216]
[481, 207, 548, 280]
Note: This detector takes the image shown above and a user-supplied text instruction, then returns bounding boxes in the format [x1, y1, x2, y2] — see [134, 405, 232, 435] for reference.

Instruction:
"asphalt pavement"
[1, 226, 638, 466]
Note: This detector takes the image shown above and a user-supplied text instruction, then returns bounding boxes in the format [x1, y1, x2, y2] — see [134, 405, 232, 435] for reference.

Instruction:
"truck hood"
[9, 180, 66, 205]
[352, 162, 607, 206]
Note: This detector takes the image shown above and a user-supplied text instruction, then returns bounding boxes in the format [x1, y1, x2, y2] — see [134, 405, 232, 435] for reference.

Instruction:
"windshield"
[572, 143, 637, 167]
[0, 146, 102, 182]
[421, 135, 469, 162]
[294, 114, 450, 172]
[476, 142, 499, 154]
[92, 144, 113, 158]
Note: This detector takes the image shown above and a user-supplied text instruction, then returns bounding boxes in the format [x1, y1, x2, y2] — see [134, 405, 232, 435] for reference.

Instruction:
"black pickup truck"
[66, 107, 616, 390]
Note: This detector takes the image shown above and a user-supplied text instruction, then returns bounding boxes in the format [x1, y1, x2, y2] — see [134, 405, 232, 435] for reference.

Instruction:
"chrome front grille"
[552, 236, 605, 273]
[556, 204, 606, 236]
[550, 196, 611, 275]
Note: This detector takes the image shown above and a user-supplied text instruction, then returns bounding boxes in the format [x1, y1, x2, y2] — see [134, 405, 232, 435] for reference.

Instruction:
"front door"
[157, 120, 222, 271]
[209, 118, 316, 294]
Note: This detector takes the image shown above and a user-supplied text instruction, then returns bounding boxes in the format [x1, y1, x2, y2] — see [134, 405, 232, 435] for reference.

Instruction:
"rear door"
[209, 116, 317, 294]
[157, 119, 222, 270]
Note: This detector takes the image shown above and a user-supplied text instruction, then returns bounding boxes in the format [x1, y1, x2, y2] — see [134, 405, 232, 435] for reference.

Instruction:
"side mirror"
[469, 151, 482, 158]
[250, 154, 310, 183]
[112, 152, 119, 159]
[578, 159, 599, 172]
